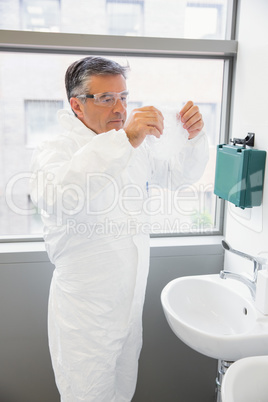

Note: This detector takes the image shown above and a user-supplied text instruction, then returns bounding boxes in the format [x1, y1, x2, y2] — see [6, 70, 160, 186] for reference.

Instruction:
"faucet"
[220, 240, 266, 300]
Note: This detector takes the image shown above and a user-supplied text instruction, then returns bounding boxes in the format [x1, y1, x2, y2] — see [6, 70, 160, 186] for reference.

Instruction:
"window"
[0, 0, 231, 39]
[185, 1, 226, 39]
[25, 100, 63, 148]
[20, 0, 60, 32]
[107, 0, 144, 36]
[0, 0, 237, 239]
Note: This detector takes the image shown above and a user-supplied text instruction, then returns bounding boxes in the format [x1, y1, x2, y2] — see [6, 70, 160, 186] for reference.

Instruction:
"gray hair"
[65, 56, 129, 102]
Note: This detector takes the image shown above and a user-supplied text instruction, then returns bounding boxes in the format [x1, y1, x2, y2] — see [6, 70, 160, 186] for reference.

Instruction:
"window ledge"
[0, 235, 223, 263]
[150, 235, 224, 257]
[0, 241, 48, 264]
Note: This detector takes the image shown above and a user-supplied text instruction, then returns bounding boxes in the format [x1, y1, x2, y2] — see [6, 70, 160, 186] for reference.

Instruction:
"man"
[30, 56, 208, 402]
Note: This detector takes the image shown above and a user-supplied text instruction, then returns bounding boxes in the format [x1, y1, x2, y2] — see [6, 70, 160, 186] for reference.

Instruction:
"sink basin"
[221, 356, 268, 402]
[161, 274, 268, 360]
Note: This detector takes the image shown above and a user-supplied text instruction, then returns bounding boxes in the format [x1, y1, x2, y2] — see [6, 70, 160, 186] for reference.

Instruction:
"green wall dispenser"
[214, 139, 266, 209]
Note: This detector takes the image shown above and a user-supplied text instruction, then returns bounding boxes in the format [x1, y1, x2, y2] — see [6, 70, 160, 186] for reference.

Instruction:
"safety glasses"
[76, 91, 129, 107]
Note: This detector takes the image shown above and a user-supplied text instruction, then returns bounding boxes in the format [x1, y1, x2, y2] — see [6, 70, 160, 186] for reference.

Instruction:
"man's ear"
[70, 97, 84, 118]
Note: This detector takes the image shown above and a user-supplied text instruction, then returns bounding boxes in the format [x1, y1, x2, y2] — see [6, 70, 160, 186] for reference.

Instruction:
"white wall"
[224, 0, 268, 273]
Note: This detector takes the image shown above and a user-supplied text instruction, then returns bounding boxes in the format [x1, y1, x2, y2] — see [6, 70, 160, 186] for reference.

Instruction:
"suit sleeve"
[30, 129, 134, 214]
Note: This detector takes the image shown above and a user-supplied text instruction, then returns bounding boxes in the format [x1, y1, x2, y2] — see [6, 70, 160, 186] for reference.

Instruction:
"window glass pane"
[0, 0, 231, 39]
[107, 1, 144, 36]
[0, 52, 223, 236]
[21, 0, 60, 32]
[185, 5, 220, 39]
[25, 100, 63, 148]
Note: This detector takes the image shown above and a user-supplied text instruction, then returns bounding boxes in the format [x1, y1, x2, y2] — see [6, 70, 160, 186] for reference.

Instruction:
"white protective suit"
[30, 109, 209, 402]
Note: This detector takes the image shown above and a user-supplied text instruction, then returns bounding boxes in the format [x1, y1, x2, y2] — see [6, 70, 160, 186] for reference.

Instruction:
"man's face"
[73, 74, 128, 134]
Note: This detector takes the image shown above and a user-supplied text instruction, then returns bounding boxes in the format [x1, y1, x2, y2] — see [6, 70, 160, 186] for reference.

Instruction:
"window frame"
[0, 11, 238, 242]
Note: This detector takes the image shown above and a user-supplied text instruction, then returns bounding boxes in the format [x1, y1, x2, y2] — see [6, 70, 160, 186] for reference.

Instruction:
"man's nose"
[112, 98, 126, 113]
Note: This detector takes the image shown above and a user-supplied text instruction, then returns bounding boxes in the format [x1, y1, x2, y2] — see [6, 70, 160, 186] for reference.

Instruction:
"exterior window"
[185, 1, 225, 39]
[20, 0, 60, 32]
[0, 0, 236, 239]
[0, 53, 224, 237]
[25, 100, 63, 148]
[106, 0, 144, 36]
[0, 0, 230, 40]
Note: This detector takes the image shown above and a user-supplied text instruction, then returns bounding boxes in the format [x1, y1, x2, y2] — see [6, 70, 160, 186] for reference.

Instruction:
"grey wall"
[134, 242, 223, 402]
[0, 256, 58, 402]
[0, 240, 223, 402]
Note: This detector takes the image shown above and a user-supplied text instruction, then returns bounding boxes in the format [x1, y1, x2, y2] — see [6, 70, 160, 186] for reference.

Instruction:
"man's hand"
[180, 101, 204, 139]
[124, 106, 164, 148]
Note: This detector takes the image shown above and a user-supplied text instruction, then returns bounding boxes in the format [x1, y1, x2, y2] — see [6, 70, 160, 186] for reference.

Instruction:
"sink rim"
[161, 274, 268, 360]
[221, 355, 268, 402]
[161, 274, 257, 337]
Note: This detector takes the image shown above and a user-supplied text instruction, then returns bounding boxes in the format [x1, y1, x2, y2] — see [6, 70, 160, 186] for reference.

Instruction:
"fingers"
[134, 106, 164, 135]
[146, 125, 162, 138]
[183, 111, 204, 131]
[187, 128, 204, 140]
[125, 102, 204, 147]
[180, 101, 204, 138]
[124, 106, 164, 147]
[179, 100, 194, 118]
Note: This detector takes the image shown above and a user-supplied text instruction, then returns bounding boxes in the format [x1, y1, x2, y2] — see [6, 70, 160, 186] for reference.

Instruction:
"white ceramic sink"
[161, 274, 268, 360]
[221, 356, 268, 402]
